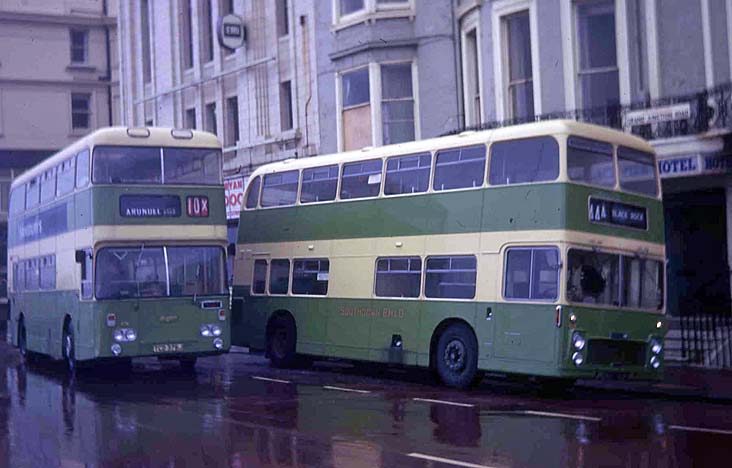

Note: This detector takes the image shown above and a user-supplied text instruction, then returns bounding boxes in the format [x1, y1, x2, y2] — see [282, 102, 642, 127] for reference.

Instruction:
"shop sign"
[225, 176, 247, 220]
[623, 103, 691, 128]
[217, 14, 246, 50]
[657, 155, 701, 178]
[702, 154, 732, 174]
[588, 197, 647, 230]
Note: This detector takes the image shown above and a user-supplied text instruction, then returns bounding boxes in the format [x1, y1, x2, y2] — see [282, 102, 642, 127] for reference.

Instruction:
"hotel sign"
[657, 153, 732, 179]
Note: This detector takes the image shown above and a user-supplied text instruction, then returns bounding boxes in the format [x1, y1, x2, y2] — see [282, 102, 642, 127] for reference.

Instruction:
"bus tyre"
[267, 315, 297, 368]
[179, 357, 197, 372]
[435, 323, 478, 389]
[63, 323, 76, 375]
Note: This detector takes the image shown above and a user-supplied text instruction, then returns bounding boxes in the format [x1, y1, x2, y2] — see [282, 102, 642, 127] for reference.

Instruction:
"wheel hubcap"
[444, 339, 466, 372]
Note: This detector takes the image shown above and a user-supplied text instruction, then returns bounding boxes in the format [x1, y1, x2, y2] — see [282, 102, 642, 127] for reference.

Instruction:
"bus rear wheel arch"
[266, 311, 298, 368]
[431, 320, 480, 389]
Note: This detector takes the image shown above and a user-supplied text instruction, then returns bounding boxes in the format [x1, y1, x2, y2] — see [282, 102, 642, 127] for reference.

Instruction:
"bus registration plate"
[153, 343, 183, 353]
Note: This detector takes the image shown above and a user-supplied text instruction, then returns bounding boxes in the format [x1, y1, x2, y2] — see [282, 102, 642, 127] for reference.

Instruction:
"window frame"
[502, 246, 561, 302]
[461, 9, 484, 127]
[374, 256, 422, 299]
[332, 0, 414, 29]
[251, 258, 269, 295]
[492, 0, 542, 120]
[424, 255, 478, 300]
[337, 61, 419, 152]
[383, 152, 432, 196]
[268, 258, 291, 295]
[488, 136, 560, 187]
[260, 170, 300, 208]
[566, 135, 617, 189]
[339, 158, 383, 201]
[300, 164, 340, 205]
[69, 29, 89, 64]
[431, 144, 487, 193]
[71, 92, 92, 131]
[560, 0, 631, 109]
[292, 258, 330, 296]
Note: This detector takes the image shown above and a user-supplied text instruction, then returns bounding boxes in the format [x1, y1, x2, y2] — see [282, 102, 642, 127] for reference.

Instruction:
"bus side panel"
[490, 302, 558, 366]
[416, 302, 478, 367]
[482, 184, 566, 232]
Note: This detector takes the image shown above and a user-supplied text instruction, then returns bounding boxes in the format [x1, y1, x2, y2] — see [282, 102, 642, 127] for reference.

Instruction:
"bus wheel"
[267, 315, 297, 368]
[62, 322, 76, 375]
[18, 319, 28, 358]
[435, 323, 478, 389]
[179, 357, 198, 372]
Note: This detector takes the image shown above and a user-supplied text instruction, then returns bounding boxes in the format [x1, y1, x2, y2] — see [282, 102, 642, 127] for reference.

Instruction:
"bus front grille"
[586, 339, 646, 367]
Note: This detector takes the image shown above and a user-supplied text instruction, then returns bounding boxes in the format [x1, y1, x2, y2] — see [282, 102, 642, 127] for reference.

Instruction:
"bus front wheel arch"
[266, 311, 298, 369]
[430, 320, 480, 389]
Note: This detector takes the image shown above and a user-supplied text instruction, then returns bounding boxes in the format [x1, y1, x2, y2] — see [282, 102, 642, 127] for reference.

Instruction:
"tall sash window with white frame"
[575, 0, 619, 109]
[504, 10, 534, 119]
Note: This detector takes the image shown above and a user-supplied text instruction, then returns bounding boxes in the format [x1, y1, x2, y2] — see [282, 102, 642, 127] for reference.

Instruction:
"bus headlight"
[572, 332, 586, 351]
[200, 325, 212, 337]
[200, 324, 222, 337]
[572, 352, 584, 366]
[114, 328, 137, 342]
[650, 338, 662, 355]
[213, 338, 224, 350]
[111, 343, 122, 356]
[211, 325, 222, 337]
[650, 355, 661, 369]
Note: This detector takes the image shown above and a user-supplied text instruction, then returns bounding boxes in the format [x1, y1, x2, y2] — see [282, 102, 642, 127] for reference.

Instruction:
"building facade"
[118, 0, 732, 366]
[117, 0, 321, 248]
[0, 0, 119, 325]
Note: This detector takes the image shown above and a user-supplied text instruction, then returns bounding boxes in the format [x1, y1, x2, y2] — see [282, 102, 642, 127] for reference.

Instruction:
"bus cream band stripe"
[8, 225, 227, 292]
[235, 229, 665, 303]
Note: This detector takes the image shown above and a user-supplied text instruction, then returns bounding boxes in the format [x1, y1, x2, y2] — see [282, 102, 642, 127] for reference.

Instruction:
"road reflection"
[1, 346, 731, 467]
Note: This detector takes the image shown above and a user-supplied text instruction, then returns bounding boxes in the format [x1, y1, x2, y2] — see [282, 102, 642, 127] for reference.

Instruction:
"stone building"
[0, 0, 119, 322]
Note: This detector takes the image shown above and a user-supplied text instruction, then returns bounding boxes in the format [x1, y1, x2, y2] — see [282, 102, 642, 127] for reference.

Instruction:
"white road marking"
[407, 453, 497, 468]
[669, 425, 732, 436]
[412, 397, 475, 408]
[522, 410, 601, 422]
[252, 376, 291, 384]
[323, 385, 372, 394]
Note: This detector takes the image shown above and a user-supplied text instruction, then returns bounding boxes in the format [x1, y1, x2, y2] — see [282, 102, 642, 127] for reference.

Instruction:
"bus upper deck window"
[261, 170, 299, 207]
[567, 137, 615, 188]
[617, 146, 658, 197]
[76, 149, 90, 188]
[489, 137, 559, 186]
[245, 176, 261, 209]
[164, 148, 222, 185]
[385, 153, 431, 195]
[301, 165, 338, 203]
[340, 159, 382, 200]
[433, 145, 485, 191]
[92, 146, 161, 184]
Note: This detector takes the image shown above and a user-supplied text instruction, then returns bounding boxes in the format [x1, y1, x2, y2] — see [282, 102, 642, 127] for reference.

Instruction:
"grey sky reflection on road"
[1, 343, 732, 467]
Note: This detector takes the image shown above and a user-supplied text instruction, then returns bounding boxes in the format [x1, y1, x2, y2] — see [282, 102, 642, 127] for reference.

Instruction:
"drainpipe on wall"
[451, 0, 464, 129]
[102, 0, 113, 126]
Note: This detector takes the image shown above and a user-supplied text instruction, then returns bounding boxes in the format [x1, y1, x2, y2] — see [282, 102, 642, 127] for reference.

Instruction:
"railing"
[447, 82, 732, 142]
[679, 315, 732, 369]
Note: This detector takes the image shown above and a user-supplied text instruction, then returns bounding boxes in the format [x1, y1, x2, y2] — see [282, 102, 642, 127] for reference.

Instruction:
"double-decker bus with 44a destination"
[232, 120, 666, 388]
[8, 127, 230, 373]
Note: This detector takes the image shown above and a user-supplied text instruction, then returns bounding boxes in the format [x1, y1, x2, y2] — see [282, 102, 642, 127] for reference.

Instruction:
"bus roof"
[248, 120, 655, 179]
[11, 127, 221, 189]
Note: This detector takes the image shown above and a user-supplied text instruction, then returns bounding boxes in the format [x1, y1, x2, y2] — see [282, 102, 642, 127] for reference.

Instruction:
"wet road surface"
[1, 341, 731, 467]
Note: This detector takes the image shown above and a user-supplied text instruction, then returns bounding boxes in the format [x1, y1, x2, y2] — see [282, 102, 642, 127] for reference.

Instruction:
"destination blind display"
[120, 195, 181, 217]
[588, 197, 647, 230]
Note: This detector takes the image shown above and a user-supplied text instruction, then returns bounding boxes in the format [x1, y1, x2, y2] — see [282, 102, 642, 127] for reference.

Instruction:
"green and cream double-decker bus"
[232, 120, 665, 388]
[8, 127, 230, 373]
